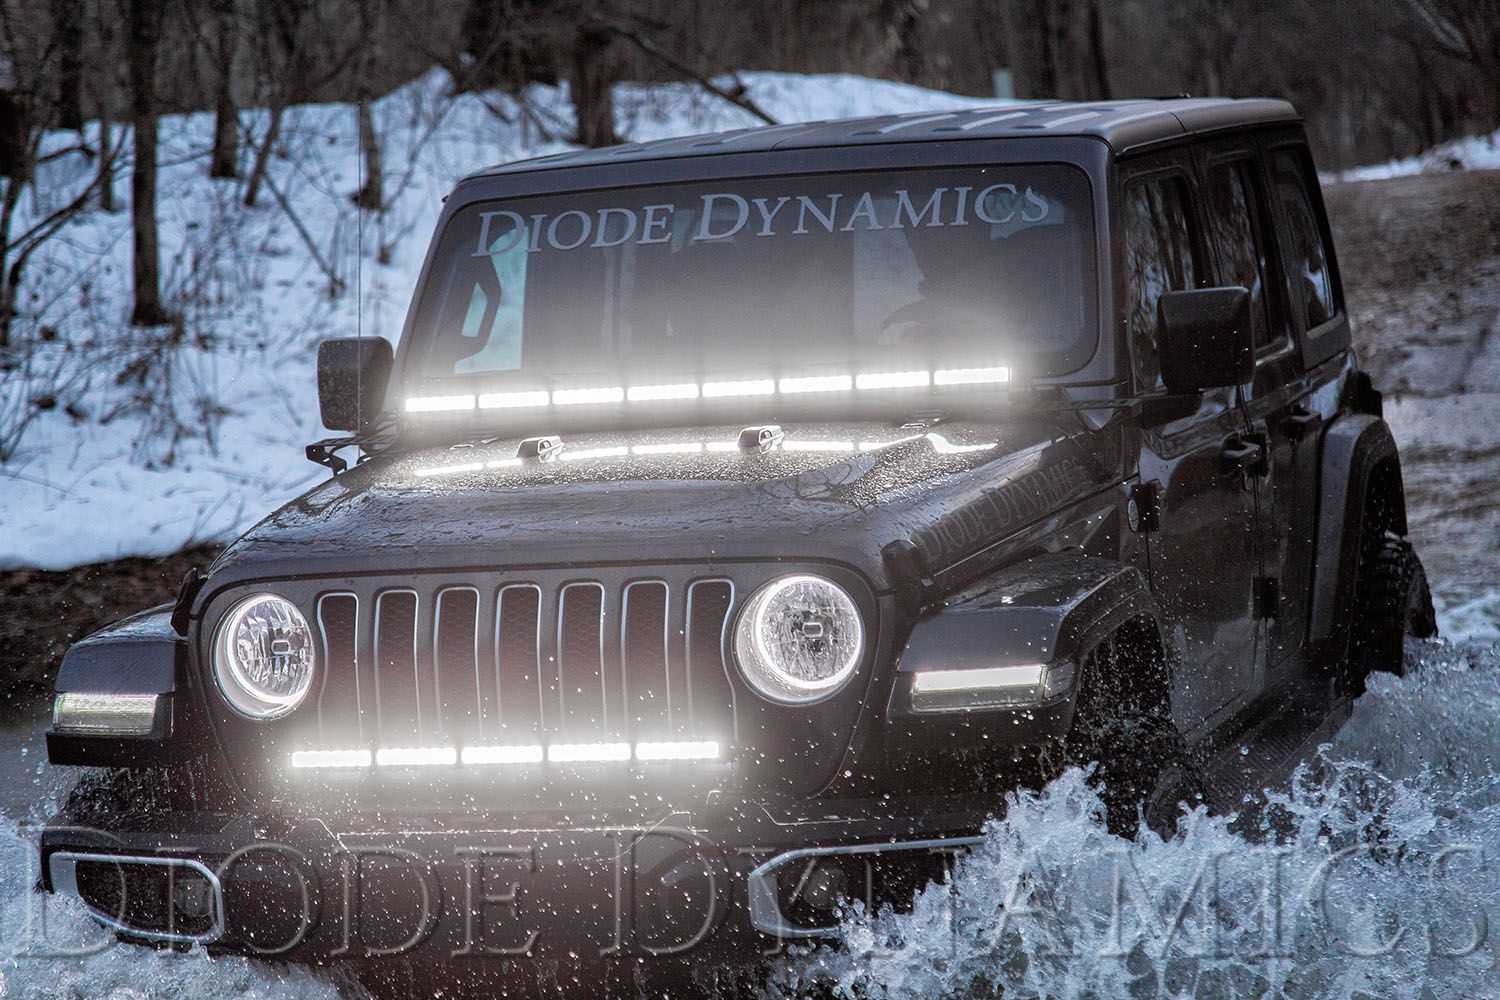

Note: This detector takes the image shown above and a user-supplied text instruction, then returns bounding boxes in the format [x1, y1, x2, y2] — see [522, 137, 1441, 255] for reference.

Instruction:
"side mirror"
[317, 337, 393, 432]
[1156, 286, 1253, 394]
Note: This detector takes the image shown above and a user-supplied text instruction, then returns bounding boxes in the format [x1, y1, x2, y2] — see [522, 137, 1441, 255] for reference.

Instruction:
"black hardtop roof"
[467, 96, 1299, 181]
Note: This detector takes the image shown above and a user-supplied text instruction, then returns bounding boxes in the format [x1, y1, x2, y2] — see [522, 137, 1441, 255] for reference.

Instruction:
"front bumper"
[40, 797, 988, 964]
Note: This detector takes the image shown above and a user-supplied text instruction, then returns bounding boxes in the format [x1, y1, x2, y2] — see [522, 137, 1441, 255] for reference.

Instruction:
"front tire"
[1346, 532, 1437, 692]
[1060, 622, 1205, 839]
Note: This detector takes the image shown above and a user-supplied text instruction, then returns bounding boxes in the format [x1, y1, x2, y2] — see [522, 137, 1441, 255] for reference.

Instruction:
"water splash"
[0, 829, 348, 998]
[2, 633, 1496, 997]
[776, 637, 1500, 999]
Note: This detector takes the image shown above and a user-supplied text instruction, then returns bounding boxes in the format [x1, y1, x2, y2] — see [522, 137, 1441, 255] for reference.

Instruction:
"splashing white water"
[774, 636, 1500, 999]
[2, 630, 1497, 997]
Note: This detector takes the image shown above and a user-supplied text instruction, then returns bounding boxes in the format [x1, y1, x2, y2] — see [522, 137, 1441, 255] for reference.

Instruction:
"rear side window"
[1270, 149, 1337, 329]
[1204, 159, 1278, 351]
[1123, 175, 1200, 390]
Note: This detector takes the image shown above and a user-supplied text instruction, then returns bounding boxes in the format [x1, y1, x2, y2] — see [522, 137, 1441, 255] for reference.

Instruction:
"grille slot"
[557, 582, 608, 738]
[622, 581, 671, 736]
[315, 594, 360, 742]
[433, 587, 479, 743]
[313, 575, 736, 753]
[493, 585, 542, 740]
[374, 590, 420, 741]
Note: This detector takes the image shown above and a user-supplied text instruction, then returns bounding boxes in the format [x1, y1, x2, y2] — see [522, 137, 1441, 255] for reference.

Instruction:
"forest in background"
[2, 0, 1497, 350]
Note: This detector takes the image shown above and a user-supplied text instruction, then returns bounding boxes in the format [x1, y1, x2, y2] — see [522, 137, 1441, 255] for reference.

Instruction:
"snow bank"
[0, 71, 994, 570]
[1332, 128, 1500, 182]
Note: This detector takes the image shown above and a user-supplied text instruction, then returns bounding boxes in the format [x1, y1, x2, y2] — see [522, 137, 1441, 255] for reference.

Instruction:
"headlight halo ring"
[732, 573, 866, 705]
[211, 592, 317, 720]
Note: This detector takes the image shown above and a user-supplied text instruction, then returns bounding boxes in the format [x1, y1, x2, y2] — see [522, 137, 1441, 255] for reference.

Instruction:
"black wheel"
[1059, 621, 1205, 839]
[1346, 532, 1437, 692]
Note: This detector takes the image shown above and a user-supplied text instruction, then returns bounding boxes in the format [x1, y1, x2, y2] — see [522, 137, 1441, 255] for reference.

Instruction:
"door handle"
[1221, 435, 1268, 477]
[1280, 406, 1320, 439]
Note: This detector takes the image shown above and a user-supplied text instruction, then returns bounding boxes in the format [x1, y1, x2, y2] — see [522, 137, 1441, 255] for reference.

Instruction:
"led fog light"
[211, 594, 315, 719]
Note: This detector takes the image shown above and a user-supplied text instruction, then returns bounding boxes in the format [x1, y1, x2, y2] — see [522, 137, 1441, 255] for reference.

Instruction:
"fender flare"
[47, 606, 196, 766]
[1307, 413, 1405, 663]
[887, 550, 1167, 740]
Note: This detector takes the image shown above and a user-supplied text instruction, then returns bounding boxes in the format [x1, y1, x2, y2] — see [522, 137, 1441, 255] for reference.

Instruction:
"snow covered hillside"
[0, 71, 995, 570]
[1332, 127, 1500, 181]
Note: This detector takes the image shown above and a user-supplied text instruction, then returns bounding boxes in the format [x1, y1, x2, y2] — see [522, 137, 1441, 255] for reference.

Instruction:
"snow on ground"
[1331, 127, 1500, 181]
[0, 71, 996, 570]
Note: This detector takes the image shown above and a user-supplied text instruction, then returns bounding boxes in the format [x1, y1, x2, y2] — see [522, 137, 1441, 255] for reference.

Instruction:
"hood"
[209, 418, 1125, 591]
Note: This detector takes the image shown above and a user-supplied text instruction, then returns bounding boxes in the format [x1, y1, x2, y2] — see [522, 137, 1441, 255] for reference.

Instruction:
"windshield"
[405, 165, 1097, 401]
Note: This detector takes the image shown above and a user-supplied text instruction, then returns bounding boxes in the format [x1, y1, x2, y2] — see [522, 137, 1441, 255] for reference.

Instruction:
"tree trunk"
[354, 101, 383, 209]
[53, 0, 85, 131]
[97, 99, 114, 212]
[0, 177, 20, 349]
[571, 20, 619, 148]
[1085, 0, 1111, 100]
[210, 1, 240, 178]
[352, 0, 384, 209]
[242, 101, 283, 208]
[1030, 0, 1059, 97]
[127, 0, 169, 326]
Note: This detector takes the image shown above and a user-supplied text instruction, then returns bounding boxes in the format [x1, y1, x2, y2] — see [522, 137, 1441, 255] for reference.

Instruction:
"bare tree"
[51, 0, 84, 130]
[92, 5, 117, 212]
[127, 0, 170, 326]
[1084, 0, 1111, 99]
[571, 12, 620, 147]
[352, 0, 384, 208]
[208, 0, 242, 178]
[1405, 0, 1500, 121]
[242, 0, 363, 208]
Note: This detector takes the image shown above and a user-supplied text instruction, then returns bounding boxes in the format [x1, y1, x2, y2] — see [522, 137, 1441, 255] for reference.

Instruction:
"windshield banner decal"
[472, 183, 1057, 256]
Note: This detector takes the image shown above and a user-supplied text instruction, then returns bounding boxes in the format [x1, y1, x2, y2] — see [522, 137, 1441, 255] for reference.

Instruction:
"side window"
[1123, 175, 1200, 390]
[1204, 158, 1277, 351]
[1270, 148, 1337, 329]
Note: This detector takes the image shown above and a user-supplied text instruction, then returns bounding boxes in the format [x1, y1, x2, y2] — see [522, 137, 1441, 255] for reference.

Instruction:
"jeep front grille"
[307, 576, 738, 752]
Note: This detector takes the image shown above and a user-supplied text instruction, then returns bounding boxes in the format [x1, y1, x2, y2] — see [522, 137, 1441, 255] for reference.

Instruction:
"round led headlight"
[211, 594, 316, 719]
[733, 574, 865, 704]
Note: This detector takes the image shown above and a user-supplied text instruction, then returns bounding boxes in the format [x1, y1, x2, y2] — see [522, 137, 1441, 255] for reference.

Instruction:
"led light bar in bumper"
[52, 692, 163, 737]
[290, 740, 723, 769]
[909, 660, 1076, 712]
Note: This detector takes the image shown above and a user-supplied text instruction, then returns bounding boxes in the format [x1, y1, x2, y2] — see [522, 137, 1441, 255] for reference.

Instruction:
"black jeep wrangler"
[41, 97, 1435, 983]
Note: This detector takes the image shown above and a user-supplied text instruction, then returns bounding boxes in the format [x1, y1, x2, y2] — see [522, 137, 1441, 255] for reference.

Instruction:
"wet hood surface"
[210, 418, 1120, 590]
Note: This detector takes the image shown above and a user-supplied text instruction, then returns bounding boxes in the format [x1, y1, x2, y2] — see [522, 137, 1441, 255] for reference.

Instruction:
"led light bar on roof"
[407, 364, 1013, 418]
[779, 374, 852, 394]
[627, 382, 699, 402]
[856, 370, 930, 390]
[479, 389, 550, 409]
[553, 385, 624, 406]
[934, 365, 1011, 386]
[702, 378, 776, 398]
[405, 394, 476, 413]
